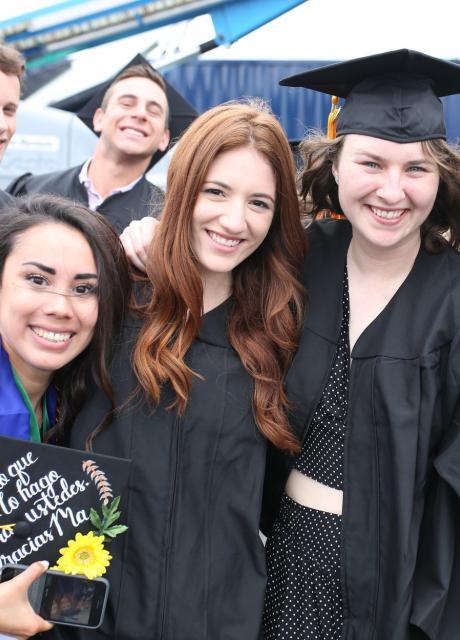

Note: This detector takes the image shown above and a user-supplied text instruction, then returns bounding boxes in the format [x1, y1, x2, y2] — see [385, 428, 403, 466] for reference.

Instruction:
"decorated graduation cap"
[0, 437, 130, 577]
[280, 49, 460, 143]
[52, 53, 198, 166]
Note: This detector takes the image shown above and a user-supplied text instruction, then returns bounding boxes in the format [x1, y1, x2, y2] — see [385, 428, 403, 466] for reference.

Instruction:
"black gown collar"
[306, 220, 457, 359]
[198, 297, 233, 349]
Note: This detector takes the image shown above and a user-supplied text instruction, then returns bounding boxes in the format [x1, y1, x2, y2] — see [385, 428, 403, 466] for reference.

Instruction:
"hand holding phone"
[0, 561, 53, 639]
[0, 564, 109, 630]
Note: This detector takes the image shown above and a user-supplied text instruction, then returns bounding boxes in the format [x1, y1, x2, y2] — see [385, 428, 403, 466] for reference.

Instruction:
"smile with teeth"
[208, 231, 242, 247]
[121, 127, 146, 137]
[31, 327, 73, 343]
[370, 206, 407, 220]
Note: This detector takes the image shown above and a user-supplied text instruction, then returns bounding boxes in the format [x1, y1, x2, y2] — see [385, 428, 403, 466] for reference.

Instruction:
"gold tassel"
[326, 95, 346, 219]
[327, 96, 341, 139]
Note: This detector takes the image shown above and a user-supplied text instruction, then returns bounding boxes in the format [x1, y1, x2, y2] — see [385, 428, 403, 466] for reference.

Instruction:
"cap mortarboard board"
[52, 53, 198, 167]
[280, 49, 460, 143]
[0, 436, 130, 568]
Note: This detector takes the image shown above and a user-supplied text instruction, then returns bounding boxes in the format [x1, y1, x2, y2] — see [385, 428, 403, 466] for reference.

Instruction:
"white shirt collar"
[78, 158, 143, 210]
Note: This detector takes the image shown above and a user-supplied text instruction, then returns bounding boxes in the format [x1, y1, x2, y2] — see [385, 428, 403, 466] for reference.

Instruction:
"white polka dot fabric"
[264, 496, 342, 639]
[295, 270, 349, 490]
[263, 269, 349, 639]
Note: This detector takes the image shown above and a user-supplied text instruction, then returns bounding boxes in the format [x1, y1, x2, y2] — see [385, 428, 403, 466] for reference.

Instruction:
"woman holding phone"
[0, 194, 130, 639]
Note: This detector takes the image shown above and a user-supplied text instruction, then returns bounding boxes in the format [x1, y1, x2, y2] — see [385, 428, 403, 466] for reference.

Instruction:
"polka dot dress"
[295, 269, 349, 490]
[263, 269, 349, 640]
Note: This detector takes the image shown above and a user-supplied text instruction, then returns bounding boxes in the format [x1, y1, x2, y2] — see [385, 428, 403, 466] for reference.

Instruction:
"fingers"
[16, 562, 54, 632]
[120, 217, 159, 272]
[28, 616, 54, 635]
[0, 562, 54, 637]
[14, 561, 49, 589]
[120, 231, 145, 271]
[14, 614, 54, 638]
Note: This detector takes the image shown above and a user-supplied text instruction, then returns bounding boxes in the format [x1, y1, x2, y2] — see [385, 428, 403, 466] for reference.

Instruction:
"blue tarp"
[165, 59, 460, 143]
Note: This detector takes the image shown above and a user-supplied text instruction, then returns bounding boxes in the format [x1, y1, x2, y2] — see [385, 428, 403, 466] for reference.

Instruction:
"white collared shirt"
[79, 159, 143, 211]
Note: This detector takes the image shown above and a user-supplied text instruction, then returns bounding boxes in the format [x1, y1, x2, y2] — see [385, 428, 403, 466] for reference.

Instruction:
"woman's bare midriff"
[285, 468, 343, 515]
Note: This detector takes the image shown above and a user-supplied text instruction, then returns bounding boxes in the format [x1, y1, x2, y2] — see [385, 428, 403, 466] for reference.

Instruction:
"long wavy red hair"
[133, 102, 307, 452]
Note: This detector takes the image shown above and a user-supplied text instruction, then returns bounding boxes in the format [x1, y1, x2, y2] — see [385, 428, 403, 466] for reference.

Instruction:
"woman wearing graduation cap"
[262, 49, 460, 640]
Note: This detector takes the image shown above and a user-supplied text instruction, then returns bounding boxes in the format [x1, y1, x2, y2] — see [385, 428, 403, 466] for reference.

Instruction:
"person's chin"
[117, 145, 153, 160]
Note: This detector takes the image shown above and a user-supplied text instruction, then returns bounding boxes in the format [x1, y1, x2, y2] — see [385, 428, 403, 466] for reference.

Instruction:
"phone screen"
[41, 573, 97, 624]
[1, 566, 107, 627]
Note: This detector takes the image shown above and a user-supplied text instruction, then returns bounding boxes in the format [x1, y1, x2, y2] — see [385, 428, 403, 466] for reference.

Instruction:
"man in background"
[8, 58, 170, 232]
[0, 44, 24, 209]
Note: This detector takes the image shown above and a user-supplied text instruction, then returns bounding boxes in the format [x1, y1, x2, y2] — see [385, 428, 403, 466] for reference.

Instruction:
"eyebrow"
[404, 159, 435, 166]
[204, 180, 276, 203]
[353, 150, 384, 161]
[22, 261, 98, 279]
[117, 93, 164, 113]
[353, 150, 435, 165]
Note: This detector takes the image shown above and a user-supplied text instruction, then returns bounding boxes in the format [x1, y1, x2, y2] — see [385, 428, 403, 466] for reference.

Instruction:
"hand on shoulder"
[120, 216, 159, 272]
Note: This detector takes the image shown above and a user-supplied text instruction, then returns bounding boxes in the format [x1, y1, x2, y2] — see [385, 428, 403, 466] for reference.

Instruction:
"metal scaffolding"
[0, 0, 306, 67]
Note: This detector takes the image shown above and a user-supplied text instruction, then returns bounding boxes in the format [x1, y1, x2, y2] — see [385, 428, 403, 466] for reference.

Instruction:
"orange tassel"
[327, 96, 341, 139]
[316, 210, 346, 220]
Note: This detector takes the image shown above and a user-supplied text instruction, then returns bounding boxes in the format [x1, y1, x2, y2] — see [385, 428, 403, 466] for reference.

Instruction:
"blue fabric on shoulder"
[0, 341, 31, 440]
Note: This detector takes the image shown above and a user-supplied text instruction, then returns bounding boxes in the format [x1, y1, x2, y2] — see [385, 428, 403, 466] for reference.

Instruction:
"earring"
[333, 173, 339, 185]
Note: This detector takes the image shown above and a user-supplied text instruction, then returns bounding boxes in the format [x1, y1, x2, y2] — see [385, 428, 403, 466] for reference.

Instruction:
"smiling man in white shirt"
[8, 58, 171, 232]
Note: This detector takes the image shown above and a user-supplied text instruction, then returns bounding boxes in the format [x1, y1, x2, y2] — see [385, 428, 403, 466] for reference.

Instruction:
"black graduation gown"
[0, 188, 13, 210]
[263, 220, 460, 640]
[61, 301, 267, 640]
[6, 165, 164, 233]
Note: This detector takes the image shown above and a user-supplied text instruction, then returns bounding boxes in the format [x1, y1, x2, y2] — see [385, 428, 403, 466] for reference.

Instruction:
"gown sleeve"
[410, 330, 460, 639]
[5, 172, 32, 196]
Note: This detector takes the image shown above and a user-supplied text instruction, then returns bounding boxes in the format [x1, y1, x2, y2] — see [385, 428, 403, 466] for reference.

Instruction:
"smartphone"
[0, 563, 109, 629]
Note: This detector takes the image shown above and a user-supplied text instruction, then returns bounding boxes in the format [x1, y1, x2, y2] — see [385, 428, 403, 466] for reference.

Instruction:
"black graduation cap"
[51, 53, 198, 166]
[280, 49, 460, 143]
[0, 436, 130, 569]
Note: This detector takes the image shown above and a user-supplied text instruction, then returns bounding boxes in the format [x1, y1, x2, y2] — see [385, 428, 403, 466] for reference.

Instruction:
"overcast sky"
[207, 0, 460, 60]
[6, 0, 460, 104]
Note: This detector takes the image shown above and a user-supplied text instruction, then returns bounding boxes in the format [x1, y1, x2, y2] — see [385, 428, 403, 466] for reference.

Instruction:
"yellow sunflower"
[54, 531, 112, 579]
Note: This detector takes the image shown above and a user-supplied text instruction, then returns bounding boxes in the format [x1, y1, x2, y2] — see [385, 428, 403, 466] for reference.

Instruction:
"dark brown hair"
[298, 133, 460, 252]
[133, 102, 307, 452]
[0, 194, 131, 442]
[0, 44, 25, 84]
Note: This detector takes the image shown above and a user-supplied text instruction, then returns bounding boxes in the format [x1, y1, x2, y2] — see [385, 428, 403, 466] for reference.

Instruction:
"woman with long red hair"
[68, 101, 307, 640]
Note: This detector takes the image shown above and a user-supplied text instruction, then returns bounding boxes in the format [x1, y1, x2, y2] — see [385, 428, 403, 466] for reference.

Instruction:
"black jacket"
[6, 165, 164, 233]
[263, 220, 460, 640]
[0, 189, 13, 210]
[64, 301, 267, 640]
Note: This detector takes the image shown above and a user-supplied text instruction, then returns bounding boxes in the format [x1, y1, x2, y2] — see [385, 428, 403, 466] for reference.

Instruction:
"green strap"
[11, 369, 49, 443]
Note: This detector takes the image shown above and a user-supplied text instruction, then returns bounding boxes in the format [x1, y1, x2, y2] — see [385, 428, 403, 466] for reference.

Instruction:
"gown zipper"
[159, 415, 183, 639]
